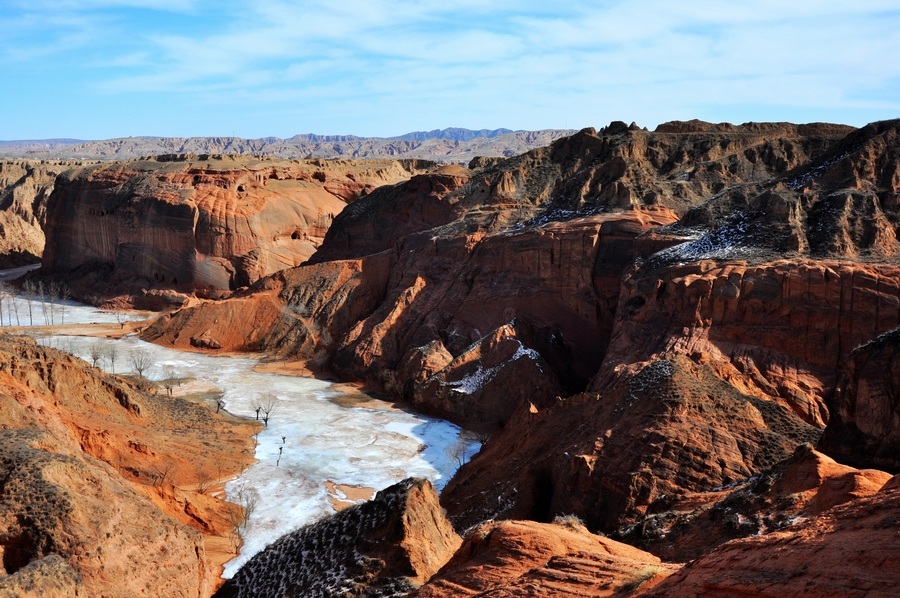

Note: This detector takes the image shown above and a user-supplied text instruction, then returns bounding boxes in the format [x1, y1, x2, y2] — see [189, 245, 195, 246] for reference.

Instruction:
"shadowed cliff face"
[0, 160, 67, 268]
[144, 120, 900, 578]
[819, 327, 900, 472]
[39, 156, 435, 305]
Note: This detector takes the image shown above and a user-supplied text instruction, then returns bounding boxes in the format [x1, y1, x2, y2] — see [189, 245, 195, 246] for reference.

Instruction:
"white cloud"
[2, 1, 899, 137]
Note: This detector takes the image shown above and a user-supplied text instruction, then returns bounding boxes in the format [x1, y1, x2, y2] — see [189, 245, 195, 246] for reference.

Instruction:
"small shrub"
[553, 514, 587, 531]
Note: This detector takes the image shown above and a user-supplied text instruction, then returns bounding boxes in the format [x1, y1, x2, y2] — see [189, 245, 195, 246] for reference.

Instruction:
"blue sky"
[1, 1, 899, 139]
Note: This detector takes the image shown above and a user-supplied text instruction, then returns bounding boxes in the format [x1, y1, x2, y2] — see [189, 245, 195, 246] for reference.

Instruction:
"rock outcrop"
[0, 334, 260, 596]
[215, 478, 460, 598]
[0, 160, 67, 268]
[416, 519, 676, 597]
[643, 474, 900, 597]
[40, 156, 434, 305]
[614, 444, 892, 562]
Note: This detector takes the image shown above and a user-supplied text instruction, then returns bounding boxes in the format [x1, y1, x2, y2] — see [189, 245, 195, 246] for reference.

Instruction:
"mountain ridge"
[0, 128, 573, 163]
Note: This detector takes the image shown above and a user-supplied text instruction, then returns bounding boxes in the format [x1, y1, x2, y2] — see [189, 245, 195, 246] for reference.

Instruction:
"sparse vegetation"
[616, 565, 661, 595]
[553, 514, 587, 531]
[151, 461, 177, 490]
[253, 394, 278, 427]
[226, 481, 260, 551]
[128, 348, 153, 379]
[447, 438, 469, 469]
[88, 341, 104, 367]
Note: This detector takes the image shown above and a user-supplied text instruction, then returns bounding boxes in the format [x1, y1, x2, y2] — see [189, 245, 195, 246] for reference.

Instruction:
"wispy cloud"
[1, 1, 898, 138]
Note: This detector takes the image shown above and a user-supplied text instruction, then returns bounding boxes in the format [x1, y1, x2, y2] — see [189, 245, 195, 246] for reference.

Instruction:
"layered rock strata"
[643, 474, 900, 597]
[40, 156, 434, 304]
[143, 120, 900, 576]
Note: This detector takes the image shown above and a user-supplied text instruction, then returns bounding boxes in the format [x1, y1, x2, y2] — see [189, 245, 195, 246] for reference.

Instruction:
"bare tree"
[56, 282, 70, 324]
[0, 281, 8, 326]
[47, 280, 62, 325]
[162, 366, 176, 397]
[447, 438, 469, 469]
[225, 482, 259, 551]
[195, 467, 219, 494]
[151, 461, 177, 490]
[21, 279, 36, 326]
[38, 280, 50, 325]
[129, 348, 153, 379]
[7, 289, 20, 325]
[88, 341, 104, 367]
[259, 394, 278, 427]
[106, 344, 119, 374]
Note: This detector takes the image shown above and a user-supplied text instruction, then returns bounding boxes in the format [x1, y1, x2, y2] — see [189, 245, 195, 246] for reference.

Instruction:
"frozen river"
[2, 286, 478, 577]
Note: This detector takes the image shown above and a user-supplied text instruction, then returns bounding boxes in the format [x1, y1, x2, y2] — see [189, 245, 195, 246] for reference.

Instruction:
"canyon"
[2, 118, 900, 596]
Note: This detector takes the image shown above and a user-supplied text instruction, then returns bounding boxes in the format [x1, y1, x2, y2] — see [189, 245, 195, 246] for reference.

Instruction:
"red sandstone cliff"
[416, 519, 676, 597]
[140, 120, 900, 594]
[39, 156, 434, 305]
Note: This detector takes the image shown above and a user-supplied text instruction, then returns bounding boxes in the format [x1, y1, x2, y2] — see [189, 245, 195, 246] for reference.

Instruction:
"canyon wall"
[0, 160, 69, 268]
[39, 156, 433, 305]
[143, 119, 900, 593]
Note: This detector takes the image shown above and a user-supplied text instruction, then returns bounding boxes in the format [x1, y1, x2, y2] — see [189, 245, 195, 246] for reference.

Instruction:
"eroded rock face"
[442, 355, 822, 534]
[215, 478, 460, 598]
[820, 327, 900, 472]
[40, 156, 432, 304]
[614, 444, 892, 562]
[142, 121, 900, 576]
[0, 160, 66, 268]
[416, 519, 676, 597]
[0, 334, 259, 597]
[603, 259, 900, 428]
[0, 554, 84, 598]
[144, 208, 678, 430]
[643, 474, 900, 598]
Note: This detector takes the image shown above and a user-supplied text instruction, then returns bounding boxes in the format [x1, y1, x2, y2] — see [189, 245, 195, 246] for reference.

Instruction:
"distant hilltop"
[0, 127, 576, 163]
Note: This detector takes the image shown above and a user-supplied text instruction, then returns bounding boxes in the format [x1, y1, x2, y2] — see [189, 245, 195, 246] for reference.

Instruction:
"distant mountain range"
[0, 127, 575, 163]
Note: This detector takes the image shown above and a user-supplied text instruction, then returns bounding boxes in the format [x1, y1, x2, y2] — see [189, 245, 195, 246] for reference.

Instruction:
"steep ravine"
[32, 119, 900, 594]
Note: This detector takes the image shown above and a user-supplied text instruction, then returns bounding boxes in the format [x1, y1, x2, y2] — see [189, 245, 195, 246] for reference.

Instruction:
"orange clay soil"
[0, 332, 262, 595]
